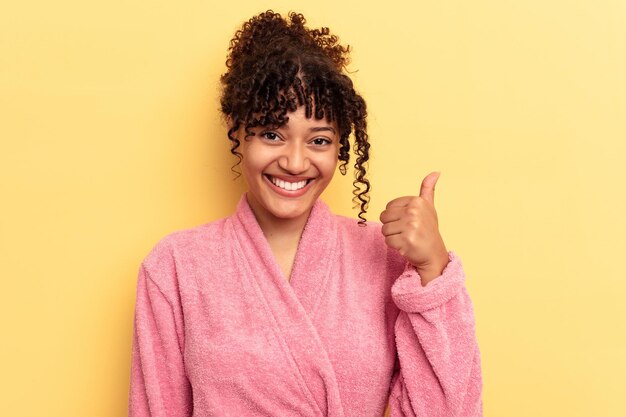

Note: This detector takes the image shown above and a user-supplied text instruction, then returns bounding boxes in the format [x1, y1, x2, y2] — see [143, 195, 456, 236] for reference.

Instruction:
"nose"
[277, 142, 310, 174]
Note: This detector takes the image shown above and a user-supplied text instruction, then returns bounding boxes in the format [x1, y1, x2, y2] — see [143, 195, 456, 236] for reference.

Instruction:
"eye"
[311, 137, 332, 146]
[260, 131, 281, 141]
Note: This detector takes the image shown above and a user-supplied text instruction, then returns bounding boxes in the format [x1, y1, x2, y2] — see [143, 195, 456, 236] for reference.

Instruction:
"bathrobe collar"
[232, 192, 340, 317]
[229, 193, 345, 416]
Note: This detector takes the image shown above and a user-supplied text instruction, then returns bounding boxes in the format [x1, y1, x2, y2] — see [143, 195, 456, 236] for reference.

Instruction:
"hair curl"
[220, 10, 370, 223]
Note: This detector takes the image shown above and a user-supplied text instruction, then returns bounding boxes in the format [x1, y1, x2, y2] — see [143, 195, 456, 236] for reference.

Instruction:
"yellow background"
[2, 0, 625, 415]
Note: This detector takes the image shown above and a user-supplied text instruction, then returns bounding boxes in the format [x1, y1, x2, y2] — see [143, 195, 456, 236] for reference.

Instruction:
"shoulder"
[334, 215, 406, 274]
[334, 214, 383, 243]
[145, 218, 226, 261]
[139, 217, 229, 286]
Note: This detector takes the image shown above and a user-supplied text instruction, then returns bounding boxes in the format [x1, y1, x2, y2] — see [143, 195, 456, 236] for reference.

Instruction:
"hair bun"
[225, 10, 349, 72]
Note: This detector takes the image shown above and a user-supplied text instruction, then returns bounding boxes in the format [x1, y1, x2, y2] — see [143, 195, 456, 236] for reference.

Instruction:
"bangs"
[241, 71, 341, 131]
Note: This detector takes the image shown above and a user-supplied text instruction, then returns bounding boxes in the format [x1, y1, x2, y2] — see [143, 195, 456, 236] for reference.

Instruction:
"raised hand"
[379, 172, 449, 285]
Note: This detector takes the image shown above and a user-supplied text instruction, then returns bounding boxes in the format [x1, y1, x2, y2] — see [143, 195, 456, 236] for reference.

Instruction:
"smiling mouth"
[265, 175, 313, 191]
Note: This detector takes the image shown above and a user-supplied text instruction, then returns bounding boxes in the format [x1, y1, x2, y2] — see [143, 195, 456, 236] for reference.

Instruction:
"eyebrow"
[270, 125, 337, 134]
[308, 126, 336, 134]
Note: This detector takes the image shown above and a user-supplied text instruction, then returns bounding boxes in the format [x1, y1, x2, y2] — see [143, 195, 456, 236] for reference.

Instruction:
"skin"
[236, 106, 449, 285]
[379, 172, 450, 286]
[238, 106, 340, 279]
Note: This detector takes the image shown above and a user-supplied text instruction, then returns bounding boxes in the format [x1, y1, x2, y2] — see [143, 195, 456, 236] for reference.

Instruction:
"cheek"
[316, 153, 339, 179]
[240, 143, 270, 176]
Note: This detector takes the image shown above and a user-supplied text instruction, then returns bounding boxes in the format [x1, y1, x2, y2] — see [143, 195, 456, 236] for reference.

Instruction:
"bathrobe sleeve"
[388, 251, 483, 417]
[129, 256, 193, 417]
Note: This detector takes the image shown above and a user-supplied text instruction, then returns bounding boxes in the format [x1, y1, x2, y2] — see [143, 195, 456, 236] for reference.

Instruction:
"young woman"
[129, 10, 482, 417]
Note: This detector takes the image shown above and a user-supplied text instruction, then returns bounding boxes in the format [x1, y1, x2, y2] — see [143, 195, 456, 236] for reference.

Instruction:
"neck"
[245, 195, 312, 244]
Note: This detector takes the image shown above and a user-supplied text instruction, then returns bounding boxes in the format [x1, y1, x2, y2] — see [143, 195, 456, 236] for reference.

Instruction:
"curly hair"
[220, 10, 371, 223]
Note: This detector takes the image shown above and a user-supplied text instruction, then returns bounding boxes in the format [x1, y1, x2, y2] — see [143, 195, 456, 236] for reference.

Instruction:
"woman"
[129, 10, 482, 417]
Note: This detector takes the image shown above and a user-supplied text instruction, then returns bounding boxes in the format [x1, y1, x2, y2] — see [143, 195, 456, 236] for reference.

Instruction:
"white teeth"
[269, 176, 308, 191]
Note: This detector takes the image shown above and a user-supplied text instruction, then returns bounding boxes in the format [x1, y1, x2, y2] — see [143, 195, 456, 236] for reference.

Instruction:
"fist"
[380, 172, 449, 284]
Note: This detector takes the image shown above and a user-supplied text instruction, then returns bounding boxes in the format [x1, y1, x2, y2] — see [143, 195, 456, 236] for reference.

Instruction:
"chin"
[265, 200, 314, 221]
[246, 179, 325, 223]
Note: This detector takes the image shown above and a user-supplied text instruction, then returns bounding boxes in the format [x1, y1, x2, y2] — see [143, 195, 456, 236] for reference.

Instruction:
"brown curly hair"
[219, 10, 371, 223]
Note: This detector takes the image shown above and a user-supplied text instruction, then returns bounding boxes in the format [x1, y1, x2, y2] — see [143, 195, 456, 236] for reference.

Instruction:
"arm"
[129, 263, 192, 417]
[388, 251, 482, 417]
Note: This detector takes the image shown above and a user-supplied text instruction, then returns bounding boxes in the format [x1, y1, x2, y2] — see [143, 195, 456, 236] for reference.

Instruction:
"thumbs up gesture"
[380, 172, 450, 285]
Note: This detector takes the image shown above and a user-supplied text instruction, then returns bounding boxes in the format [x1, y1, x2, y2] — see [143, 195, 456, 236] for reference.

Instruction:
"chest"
[273, 246, 298, 281]
[178, 250, 398, 403]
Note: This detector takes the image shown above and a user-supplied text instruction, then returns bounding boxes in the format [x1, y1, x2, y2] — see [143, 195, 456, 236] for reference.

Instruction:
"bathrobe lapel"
[231, 194, 345, 417]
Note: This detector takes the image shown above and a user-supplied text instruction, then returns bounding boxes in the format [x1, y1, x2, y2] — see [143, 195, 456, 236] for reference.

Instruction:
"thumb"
[419, 171, 440, 204]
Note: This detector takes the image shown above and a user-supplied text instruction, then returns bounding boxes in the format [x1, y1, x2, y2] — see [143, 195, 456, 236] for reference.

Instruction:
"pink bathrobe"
[129, 194, 482, 416]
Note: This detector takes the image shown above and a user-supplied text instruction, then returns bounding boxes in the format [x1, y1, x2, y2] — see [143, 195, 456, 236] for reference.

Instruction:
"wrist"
[414, 252, 449, 286]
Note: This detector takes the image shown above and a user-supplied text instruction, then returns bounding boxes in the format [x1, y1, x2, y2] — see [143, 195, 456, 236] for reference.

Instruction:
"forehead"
[277, 106, 335, 129]
[250, 105, 337, 133]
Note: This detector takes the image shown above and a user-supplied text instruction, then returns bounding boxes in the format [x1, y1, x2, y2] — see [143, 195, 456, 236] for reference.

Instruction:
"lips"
[264, 174, 314, 197]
